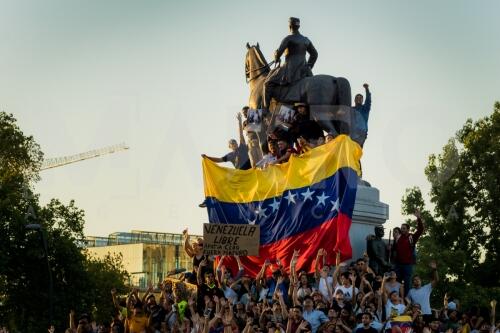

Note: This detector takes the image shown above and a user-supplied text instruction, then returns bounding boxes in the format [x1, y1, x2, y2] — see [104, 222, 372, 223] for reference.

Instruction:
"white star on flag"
[255, 206, 268, 219]
[316, 192, 329, 206]
[285, 191, 297, 205]
[301, 188, 315, 202]
[269, 199, 280, 212]
[330, 199, 340, 212]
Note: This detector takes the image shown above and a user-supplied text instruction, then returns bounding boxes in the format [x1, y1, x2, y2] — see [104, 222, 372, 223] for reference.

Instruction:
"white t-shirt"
[385, 300, 406, 319]
[384, 281, 402, 296]
[407, 283, 432, 315]
[334, 284, 358, 301]
[256, 154, 277, 168]
[318, 276, 333, 300]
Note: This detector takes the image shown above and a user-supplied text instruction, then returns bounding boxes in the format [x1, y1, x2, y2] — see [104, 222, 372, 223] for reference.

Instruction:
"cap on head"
[289, 17, 300, 27]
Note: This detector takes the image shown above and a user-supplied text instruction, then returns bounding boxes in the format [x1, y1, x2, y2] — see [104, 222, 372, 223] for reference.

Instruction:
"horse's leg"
[333, 77, 352, 135]
[335, 77, 352, 106]
[306, 78, 340, 136]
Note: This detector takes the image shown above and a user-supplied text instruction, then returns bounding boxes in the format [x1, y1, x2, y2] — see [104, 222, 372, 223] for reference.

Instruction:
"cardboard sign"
[203, 223, 260, 256]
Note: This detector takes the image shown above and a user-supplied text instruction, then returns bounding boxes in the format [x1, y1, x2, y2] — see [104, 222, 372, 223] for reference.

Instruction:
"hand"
[298, 320, 309, 330]
[48, 325, 55, 333]
[363, 83, 369, 89]
[414, 209, 421, 219]
[276, 258, 282, 267]
[277, 276, 284, 285]
[336, 251, 341, 265]
[317, 248, 324, 256]
[429, 260, 437, 270]
[264, 259, 271, 267]
[213, 295, 219, 304]
[491, 300, 497, 308]
[111, 288, 117, 296]
[200, 259, 208, 267]
[220, 298, 227, 307]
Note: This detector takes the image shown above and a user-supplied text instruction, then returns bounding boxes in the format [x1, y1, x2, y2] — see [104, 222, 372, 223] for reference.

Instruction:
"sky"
[1, 0, 499, 237]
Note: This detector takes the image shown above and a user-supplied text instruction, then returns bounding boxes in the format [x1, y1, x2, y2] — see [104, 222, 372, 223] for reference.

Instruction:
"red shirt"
[394, 218, 424, 265]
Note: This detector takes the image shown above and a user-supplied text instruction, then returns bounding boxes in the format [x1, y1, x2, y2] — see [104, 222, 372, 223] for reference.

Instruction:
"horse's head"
[245, 42, 270, 83]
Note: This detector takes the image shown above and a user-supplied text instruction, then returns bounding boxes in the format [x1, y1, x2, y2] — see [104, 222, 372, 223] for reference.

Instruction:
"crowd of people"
[34, 224, 497, 333]
[201, 83, 371, 172]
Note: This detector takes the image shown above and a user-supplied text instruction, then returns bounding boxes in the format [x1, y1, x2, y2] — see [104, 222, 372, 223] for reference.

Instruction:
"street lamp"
[25, 223, 54, 326]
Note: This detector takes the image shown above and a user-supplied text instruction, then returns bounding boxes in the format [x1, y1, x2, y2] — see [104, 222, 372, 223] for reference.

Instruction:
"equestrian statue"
[245, 17, 352, 135]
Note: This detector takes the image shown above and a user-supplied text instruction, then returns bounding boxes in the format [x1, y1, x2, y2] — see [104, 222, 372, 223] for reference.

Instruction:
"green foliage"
[0, 111, 129, 332]
[401, 103, 500, 311]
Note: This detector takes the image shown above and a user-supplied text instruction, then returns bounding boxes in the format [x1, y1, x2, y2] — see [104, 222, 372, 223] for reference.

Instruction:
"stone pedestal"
[349, 185, 389, 260]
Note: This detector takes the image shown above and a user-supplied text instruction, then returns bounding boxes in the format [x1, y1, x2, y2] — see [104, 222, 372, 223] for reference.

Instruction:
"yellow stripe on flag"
[202, 135, 362, 203]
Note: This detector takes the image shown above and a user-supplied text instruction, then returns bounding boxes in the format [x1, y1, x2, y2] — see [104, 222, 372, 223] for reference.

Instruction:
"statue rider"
[263, 17, 318, 111]
[367, 226, 391, 276]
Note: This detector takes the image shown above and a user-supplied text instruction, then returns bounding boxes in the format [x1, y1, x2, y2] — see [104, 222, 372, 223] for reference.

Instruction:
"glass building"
[85, 230, 202, 288]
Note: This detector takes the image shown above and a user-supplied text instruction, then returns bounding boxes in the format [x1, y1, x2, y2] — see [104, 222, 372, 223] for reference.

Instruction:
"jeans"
[395, 263, 414, 297]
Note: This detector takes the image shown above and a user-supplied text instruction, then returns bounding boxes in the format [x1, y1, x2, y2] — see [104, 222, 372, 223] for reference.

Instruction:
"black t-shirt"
[197, 283, 224, 314]
[148, 305, 166, 329]
[190, 255, 211, 285]
[331, 300, 352, 313]
[355, 327, 378, 333]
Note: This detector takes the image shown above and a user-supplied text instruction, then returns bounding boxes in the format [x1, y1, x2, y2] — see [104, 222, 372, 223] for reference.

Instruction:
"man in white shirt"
[334, 272, 358, 302]
[407, 261, 439, 321]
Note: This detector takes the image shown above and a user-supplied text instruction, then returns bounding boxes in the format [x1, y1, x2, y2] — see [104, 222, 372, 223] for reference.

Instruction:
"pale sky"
[1, 0, 499, 237]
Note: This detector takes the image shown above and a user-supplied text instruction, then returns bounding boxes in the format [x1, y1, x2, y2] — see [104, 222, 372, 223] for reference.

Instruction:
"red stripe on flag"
[217, 212, 352, 278]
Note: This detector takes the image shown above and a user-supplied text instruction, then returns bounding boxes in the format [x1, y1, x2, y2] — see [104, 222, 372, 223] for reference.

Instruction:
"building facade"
[86, 230, 202, 288]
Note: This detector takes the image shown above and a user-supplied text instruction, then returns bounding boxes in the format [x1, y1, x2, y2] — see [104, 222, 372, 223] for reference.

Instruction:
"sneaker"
[198, 200, 207, 208]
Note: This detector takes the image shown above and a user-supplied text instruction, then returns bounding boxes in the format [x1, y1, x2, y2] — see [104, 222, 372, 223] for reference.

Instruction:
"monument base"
[349, 184, 389, 260]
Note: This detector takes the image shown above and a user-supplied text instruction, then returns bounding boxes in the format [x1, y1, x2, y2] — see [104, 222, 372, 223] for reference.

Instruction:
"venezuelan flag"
[202, 134, 362, 277]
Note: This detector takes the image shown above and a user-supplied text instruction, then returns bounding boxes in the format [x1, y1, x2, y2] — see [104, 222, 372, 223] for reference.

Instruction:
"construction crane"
[41, 143, 129, 171]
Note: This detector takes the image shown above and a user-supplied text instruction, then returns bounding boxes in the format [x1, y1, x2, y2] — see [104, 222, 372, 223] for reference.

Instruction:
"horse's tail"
[334, 77, 352, 107]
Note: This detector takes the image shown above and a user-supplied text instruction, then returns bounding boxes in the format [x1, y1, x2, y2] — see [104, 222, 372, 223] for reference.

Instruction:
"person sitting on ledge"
[273, 139, 297, 164]
[256, 140, 281, 169]
[201, 113, 251, 171]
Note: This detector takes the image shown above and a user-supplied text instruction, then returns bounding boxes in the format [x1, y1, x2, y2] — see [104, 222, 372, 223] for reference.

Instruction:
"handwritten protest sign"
[203, 223, 260, 256]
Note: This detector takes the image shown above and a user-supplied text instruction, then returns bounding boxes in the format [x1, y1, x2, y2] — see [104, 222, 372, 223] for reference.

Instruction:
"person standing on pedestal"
[351, 83, 371, 148]
[394, 210, 425, 296]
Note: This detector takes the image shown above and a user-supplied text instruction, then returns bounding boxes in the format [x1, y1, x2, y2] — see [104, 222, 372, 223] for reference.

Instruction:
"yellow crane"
[41, 143, 129, 171]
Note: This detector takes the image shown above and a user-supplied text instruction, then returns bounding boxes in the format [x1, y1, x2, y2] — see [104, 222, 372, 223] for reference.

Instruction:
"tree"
[401, 102, 500, 310]
[0, 112, 129, 332]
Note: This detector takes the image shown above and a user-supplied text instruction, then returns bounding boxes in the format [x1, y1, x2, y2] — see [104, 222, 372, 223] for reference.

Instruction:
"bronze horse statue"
[245, 43, 352, 134]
